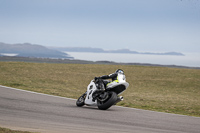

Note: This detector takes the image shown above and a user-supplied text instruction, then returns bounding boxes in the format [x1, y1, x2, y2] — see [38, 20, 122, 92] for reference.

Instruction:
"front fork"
[80, 91, 87, 100]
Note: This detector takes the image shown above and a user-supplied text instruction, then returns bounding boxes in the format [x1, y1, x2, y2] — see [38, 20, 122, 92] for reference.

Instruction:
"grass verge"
[0, 62, 200, 117]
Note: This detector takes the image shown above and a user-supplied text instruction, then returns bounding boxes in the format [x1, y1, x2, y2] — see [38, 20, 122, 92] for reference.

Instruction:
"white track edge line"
[0, 85, 76, 101]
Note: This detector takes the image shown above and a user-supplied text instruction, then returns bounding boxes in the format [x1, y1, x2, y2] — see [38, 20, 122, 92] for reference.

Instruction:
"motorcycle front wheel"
[97, 91, 117, 110]
[76, 92, 86, 107]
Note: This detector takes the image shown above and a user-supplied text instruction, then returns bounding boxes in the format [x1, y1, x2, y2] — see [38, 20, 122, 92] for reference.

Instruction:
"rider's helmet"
[115, 69, 124, 74]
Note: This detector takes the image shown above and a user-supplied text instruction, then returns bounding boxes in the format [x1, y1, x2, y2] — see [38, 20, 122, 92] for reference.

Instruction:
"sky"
[0, 0, 200, 52]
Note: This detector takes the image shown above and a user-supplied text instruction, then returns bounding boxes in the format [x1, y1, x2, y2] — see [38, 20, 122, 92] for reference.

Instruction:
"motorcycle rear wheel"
[97, 91, 117, 110]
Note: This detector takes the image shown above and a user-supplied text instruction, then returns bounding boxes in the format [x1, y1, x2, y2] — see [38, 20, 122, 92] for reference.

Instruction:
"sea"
[66, 52, 200, 68]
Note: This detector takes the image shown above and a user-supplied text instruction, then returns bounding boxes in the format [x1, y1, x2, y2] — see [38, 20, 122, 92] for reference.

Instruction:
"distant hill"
[0, 42, 73, 59]
[49, 47, 105, 53]
[50, 47, 185, 56]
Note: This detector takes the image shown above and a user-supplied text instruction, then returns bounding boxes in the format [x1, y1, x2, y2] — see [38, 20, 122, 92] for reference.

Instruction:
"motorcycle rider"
[94, 69, 125, 91]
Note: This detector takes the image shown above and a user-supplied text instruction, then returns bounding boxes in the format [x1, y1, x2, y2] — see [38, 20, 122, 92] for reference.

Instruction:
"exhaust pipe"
[119, 96, 123, 101]
[114, 96, 123, 105]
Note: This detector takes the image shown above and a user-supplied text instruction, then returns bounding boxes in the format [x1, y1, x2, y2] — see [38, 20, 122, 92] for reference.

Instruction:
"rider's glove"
[94, 77, 100, 81]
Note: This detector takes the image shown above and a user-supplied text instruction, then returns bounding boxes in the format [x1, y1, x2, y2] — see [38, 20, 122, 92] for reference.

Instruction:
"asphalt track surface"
[0, 85, 200, 133]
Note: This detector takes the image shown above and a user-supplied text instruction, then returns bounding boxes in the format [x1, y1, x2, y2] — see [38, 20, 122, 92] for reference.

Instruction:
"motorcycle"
[76, 74, 129, 110]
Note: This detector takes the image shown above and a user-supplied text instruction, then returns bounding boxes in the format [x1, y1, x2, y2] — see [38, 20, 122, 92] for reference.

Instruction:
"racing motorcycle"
[76, 74, 129, 110]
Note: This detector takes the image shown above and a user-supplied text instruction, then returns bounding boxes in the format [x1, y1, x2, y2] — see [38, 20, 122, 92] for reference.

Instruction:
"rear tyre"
[97, 91, 117, 110]
[76, 93, 86, 107]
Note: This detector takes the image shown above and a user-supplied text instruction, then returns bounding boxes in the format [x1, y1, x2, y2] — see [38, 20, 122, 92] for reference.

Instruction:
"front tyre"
[97, 91, 117, 110]
[76, 93, 86, 107]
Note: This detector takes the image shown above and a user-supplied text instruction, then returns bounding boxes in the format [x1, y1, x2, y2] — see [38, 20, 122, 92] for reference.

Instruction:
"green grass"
[0, 127, 35, 133]
[0, 62, 200, 117]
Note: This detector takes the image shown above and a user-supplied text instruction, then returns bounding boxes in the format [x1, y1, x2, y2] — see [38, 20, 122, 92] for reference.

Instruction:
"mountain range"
[0, 42, 184, 59]
[0, 42, 72, 59]
[50, 47, 185, 56]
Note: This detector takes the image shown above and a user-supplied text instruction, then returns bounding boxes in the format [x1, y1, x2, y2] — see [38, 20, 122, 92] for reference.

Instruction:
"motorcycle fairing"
[84, 80, 98, 106]
[106, 81, 129, 95]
